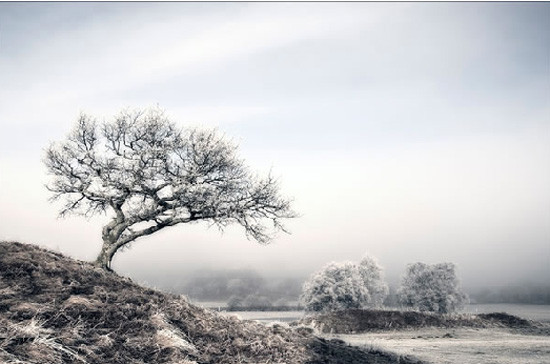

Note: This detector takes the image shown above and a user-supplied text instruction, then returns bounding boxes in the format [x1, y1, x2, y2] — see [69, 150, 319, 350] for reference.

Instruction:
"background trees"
[358, 255, 390, 308]
[397, 262, 469, 314]
[300, 262, 368, 312]
[44, 107, 295, 270]
[300, 255, 389, 312]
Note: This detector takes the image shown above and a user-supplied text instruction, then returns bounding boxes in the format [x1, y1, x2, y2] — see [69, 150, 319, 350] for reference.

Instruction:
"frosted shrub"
[398, 262, 469, 314]
[300, 254, 389, 312]
[358, 255, 389, 308]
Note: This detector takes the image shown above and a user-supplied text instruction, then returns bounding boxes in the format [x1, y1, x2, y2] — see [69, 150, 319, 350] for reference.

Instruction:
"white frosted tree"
[300, 254, 390, 312]
[44, 107, 295, 271]
[358, 254, 389, 308]
[300, 262, 370, 312]
[397, 262, 469, 314]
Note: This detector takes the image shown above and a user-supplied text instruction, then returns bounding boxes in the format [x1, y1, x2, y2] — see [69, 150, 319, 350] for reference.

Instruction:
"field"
[333, 328, 550, 364]
[220, 305, 550, 364]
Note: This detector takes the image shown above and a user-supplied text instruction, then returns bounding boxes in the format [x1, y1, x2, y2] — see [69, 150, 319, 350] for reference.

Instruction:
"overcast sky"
[0, 2, 548, 289]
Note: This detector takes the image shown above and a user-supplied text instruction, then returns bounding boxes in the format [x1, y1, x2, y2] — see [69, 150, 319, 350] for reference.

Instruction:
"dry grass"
[298, 308, 542, 335]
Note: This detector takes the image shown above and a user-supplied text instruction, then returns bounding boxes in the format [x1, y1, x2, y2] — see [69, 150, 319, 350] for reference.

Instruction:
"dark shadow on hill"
[0, 241, 427, 364]
[306, 337, 424, 364]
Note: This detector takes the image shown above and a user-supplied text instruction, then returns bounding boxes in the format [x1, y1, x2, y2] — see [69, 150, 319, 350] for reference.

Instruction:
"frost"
[398, 262, 469, 314]
[300, 254, 389, 312]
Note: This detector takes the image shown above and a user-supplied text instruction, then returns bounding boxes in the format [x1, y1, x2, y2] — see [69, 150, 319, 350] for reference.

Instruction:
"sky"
[0, 2, 549, 290]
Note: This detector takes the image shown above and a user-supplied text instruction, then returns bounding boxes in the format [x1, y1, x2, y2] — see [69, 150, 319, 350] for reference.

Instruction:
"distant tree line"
[300, 255, 469, 314]
[180, 269, 303, 310]
[176, 265, 548, 313]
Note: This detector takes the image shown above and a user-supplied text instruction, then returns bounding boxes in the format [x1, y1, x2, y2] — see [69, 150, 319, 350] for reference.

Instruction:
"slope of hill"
[0, 241, 422, 364]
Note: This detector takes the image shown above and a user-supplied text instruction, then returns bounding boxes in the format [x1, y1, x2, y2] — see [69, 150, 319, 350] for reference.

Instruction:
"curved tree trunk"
[95, 218, 127, 271]
[94, 241, 120, 271]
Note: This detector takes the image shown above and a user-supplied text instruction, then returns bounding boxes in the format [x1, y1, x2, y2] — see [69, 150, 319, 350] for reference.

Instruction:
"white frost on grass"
[151, 312, 199, 356]
[334, 328, 550, 364]
[156, 328, 198, 354]
[6, 318, 88, 363]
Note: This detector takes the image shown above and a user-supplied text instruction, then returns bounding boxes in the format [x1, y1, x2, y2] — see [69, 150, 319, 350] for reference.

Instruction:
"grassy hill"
[0, 241, 423, 364]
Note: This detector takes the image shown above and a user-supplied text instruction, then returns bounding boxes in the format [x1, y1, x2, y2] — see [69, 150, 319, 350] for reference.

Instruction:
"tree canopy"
[358, 255, 390, 308]
[398, 262, 469, 314]
[300, 254, 389, 312]
[44, 107, 295, 270]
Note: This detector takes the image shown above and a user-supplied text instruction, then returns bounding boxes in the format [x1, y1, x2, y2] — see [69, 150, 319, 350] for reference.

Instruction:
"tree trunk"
[94, 239, 121, 271]
[95, 219, 127, 271]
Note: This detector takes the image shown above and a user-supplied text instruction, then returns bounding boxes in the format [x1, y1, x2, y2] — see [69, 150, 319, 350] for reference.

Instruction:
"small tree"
[44, 107, 295, 271]
[358, 255, 389, 308]
[300, 262, 369, 312]
[300, 254, 389, 312]
[397, 262, 469, 314]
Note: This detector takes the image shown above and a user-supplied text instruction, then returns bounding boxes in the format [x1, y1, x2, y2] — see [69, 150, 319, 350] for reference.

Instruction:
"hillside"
[0, 242, 422, 364]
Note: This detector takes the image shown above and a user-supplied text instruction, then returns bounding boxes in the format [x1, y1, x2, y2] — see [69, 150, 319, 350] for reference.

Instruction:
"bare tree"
[44, 107, 295, 271]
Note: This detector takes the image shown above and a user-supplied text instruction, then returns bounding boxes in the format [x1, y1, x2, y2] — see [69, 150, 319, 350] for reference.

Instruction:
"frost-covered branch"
[44, 107, 296, 270]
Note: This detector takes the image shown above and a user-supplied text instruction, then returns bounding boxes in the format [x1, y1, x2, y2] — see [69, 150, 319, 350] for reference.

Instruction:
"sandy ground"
[332, 328, 550, 364]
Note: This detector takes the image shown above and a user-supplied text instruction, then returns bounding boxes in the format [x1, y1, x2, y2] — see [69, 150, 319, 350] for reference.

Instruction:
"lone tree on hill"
[397, 262, 469, 314]
[44, 107, 295, 271]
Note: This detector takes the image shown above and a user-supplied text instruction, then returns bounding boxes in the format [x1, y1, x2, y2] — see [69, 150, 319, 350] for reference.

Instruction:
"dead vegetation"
[0, 241, 423, 364]
[298, 308, 545, 335]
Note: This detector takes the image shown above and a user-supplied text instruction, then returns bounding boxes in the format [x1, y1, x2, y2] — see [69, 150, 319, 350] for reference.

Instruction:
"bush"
[397, 262, 469, 314]
[358, 255, 389, 308]
[300, 255, 389, 312]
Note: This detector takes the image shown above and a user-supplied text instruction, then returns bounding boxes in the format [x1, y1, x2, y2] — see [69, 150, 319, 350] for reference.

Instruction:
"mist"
[1, 2, 548, 302]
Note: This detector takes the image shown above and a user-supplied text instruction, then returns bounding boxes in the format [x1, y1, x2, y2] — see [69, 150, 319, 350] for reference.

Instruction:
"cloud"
[0, 3, 379, 122]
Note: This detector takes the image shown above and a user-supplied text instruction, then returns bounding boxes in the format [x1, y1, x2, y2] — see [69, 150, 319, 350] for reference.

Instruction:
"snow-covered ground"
[333, 328, 550, 364]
